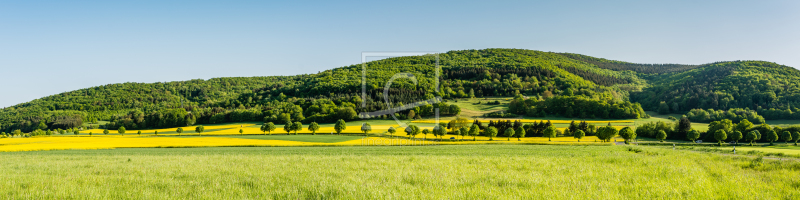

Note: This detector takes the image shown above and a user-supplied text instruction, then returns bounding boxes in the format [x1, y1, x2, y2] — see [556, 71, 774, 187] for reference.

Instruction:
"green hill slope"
[631, 60, 800, 119]
[4, 48, 798, 133]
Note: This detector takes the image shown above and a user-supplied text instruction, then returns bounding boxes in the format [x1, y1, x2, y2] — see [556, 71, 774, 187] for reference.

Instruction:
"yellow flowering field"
[1, 122, 630, 152]
[0, 136, 445, 152]
[72, 124, 398, 136]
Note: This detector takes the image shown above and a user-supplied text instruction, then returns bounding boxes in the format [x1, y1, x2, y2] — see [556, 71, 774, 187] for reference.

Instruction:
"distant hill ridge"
[1, 48, 797, 132]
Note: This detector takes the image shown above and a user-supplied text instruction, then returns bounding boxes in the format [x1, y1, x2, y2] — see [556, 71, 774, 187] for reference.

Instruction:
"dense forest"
[632, 61, 800, 119]
[2, 48, 799, 133]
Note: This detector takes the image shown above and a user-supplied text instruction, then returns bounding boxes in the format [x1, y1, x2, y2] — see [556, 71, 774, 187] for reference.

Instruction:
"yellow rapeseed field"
[0, 136, 445, 152]
[1, 123, 624, 152]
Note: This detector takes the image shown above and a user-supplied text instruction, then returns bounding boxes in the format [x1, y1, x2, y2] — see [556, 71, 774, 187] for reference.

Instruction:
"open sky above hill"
[1, 0, 798, 107]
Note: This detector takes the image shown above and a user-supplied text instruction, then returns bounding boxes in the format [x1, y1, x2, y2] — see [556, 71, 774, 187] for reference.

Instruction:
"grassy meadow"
[2, 145, 799, 199]
[5, 97, 800, 199]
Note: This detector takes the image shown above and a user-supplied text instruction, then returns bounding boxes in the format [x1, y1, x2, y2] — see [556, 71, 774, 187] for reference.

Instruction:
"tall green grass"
[1, 145, 798, 199]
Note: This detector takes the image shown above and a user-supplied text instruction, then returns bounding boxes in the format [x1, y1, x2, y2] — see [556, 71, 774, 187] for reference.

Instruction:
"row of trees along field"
[506, 94, 649, 119]
[635, 117, 800, 145]
[424, 117, 632, 143]
[682, 108, 766, 123]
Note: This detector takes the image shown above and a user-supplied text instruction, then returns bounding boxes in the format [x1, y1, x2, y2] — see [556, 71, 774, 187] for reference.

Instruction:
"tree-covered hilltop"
[557, 53, 701, 74]
[632, 61, 800, 119]
[4, 48, 799, 132]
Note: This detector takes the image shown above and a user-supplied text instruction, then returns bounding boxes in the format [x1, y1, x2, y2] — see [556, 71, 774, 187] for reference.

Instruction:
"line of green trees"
[684, 108, 765, 123]
[507, 94, 649, 119]
[635, 117, 800, 145]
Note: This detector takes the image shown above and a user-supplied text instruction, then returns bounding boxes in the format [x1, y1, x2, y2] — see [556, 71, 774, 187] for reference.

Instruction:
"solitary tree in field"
[154, 131, 158, 136]
[746, 130, 759, 146]
[406, 125, 420, 138]
[73, 130, 79, 136]
[504, 128, 515, 141]
[176, 128, 183, 136]
[574, 130, 585, 142]
[486, 127, 498, 141]
[292, 122, 303, 135]
[432, 125, 445, 140]
[714, 130, 727, 146]
[469, 124, 479, 141]
[89, 132, 92, 137]
[619, 127, 636, 144]
[729, 131, 742, 144]
[103, 129, 109, 135]
[260, 123, 268, 134]
[284, 121, 293, 134]
[460, 127, 469, 141]
[596, 124, 618, 142]
[387, 127, 396, 138]
[793, 131, 800, 146]
[239, 129, 244, 135]
[308, 122, 320, 135]
[262, 122, 276, 135]
[654, 130, 666, 142]
[782, 131, 792, 144]
[514, 127, 526, 141]
[543, 126, 557, 141]
[335, 119, 346, 135]
[423, 129, 431, 139]
[195, 125, 205, 136]
[361, 123, 372, 136]
[118, 126, 126, 136]
[137, 130, 142, 136]
[766, 130, 779, 145]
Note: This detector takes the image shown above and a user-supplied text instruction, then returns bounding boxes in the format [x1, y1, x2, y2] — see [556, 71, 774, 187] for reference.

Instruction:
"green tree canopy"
[656, 130, 667, 142]
[714, 130, 727, 146]
[486, 127, 498, 141]
[504, 128, 515, 141]
[574, 130, 585, 142]
[334, 119, 346, 135]
[543, 125, 557, 141]
[308, 122, 320, 135]
[729, 131, 743, 144]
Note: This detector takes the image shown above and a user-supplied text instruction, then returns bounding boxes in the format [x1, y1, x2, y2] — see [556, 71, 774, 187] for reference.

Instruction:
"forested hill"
[632, 60, 800, 120]
[558, 53, 800, 120]
[0, 48, 797, 132]
[558, 53, 701, 74]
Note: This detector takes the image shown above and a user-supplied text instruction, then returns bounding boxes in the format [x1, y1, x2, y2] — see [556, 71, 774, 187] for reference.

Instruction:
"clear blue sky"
[1, 0, 798, 107]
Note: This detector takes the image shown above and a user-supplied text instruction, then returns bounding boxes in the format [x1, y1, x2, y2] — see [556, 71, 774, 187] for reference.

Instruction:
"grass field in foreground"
[1, 145, 798, 199]
[716, 145, 800, 155]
